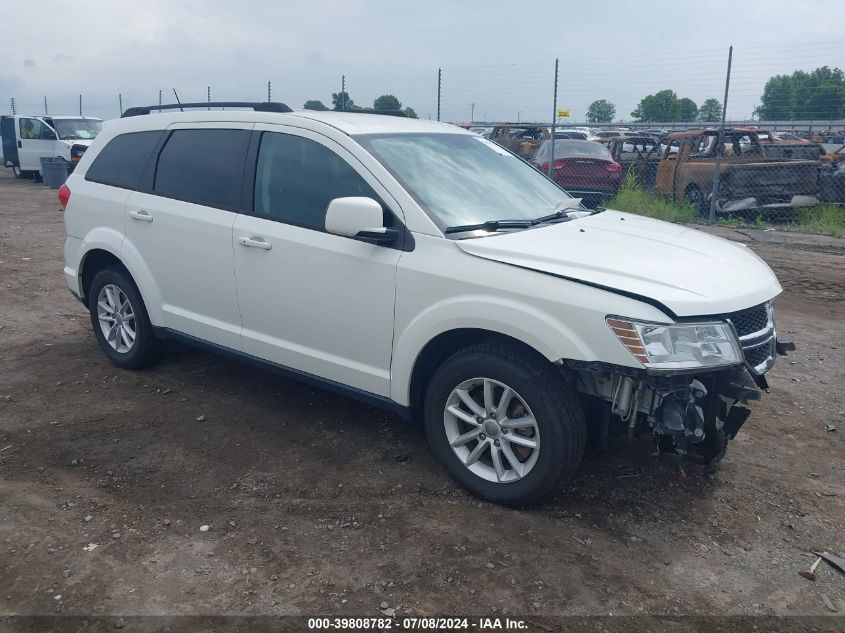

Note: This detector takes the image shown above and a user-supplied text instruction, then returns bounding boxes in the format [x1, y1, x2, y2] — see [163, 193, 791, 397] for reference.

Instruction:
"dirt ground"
[1, 168, 843, 622]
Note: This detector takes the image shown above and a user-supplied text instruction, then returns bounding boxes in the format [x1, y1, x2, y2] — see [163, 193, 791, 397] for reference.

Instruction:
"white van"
[0, 115, 102, 178]
[61, 101, 793, 506]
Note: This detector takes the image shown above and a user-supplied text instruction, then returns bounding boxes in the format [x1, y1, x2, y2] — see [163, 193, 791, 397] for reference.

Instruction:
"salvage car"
[490, 124, 549, 158]
[532, 139, 621, 206]
[605, 135, 662, 188]
[654, 129, 820, 216]
[61, 102, 792, 506]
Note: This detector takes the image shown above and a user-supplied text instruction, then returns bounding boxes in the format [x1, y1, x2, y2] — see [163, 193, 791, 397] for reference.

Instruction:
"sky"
[2, 0, 844, 124]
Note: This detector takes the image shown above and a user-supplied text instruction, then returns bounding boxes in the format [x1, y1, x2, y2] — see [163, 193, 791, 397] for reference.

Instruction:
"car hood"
[455, 210, 782, 317]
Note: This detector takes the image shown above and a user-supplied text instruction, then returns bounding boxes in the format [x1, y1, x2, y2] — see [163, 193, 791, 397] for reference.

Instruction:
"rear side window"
[153, 129, 249, 209]
[86, 131, 162, 190]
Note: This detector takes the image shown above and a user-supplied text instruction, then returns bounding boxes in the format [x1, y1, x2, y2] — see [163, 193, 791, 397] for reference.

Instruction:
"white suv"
[61, 101, 790, 506]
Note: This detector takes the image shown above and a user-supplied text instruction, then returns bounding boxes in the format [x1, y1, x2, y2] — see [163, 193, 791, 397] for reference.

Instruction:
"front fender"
[390, 295, 593, 406]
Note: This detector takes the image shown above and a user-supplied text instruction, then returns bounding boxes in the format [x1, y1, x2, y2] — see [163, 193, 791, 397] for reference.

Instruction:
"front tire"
[424, 342, 585, 507]
[88, 267, 160, 369]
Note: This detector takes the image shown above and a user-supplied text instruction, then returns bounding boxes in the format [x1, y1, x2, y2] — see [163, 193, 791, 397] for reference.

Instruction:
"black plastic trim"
[122, 102, 293, 117]
[152, 327, 411, 421]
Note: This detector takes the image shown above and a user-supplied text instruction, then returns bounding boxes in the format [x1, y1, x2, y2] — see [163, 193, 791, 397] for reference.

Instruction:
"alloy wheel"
[443, 377, 540, 483]
[97, 284, 136, 353]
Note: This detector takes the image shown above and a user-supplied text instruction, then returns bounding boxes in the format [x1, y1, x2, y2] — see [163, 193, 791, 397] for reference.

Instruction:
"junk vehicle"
[489, 124, 549, 158]
[653, 128, 819, 216]
[532, 139, 621, 206]
[62, 101, 793, 506]
[1, 115, 102, 179]
[604, 135, 663, 188]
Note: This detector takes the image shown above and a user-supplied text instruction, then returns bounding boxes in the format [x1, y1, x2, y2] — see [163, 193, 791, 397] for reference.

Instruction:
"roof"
[102, 109, 466, 136]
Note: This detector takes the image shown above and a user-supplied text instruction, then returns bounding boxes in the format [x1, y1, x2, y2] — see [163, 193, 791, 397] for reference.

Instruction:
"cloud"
[23, 58, 36, 68]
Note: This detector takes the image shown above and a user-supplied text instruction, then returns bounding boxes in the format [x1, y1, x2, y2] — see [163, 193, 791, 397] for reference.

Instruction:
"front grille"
[727, 304, 769, 337]
[743, 345, 771, 369]
[723, 303, 776, 375]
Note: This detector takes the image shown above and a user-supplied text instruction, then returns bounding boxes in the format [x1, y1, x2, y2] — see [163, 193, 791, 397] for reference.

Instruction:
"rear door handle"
[17, 141, 22, 148]
[238, 235, 272, 250]
[129, 210, 154, 222]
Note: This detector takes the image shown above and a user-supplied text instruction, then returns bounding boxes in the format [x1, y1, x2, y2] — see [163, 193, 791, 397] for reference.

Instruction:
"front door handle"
[238, 235, 272, 250]
[17, 140, 22, 148]
[128, 210, 154, 222]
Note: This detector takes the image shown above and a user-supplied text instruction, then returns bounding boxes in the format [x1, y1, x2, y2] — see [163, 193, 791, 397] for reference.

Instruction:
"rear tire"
[423, 341, 586, 507]
[11, 166, 24, 179]
[88, 266, 160, 369]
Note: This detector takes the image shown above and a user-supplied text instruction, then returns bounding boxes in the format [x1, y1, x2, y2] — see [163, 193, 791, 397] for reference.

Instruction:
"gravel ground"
[1, 169, 843, 622]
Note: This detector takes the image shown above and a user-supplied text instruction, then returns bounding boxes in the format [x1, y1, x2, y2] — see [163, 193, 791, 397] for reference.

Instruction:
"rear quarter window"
[85, 131, 163, 190]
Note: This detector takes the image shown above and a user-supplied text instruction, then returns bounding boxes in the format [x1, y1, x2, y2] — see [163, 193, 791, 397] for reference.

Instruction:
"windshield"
[355, 133, 569, 230]
[51, 119, 102, 140]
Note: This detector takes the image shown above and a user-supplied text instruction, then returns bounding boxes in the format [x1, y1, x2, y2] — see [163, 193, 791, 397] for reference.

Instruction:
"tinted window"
[154, 129, 248, 209]
[86, 131, 163, 190]
[253, 132, 377, 230]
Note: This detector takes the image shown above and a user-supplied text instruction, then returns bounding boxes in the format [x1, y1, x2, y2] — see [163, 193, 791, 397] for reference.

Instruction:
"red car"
[532, 139, 621, 206]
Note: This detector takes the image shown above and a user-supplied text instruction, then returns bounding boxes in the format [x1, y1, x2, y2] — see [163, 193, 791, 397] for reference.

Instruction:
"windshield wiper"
[444, 219, 533, 234]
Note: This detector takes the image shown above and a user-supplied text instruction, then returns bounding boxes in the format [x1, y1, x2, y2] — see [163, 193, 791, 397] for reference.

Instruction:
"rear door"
[123, 124, 251, 349]
[17, 117, 58, 171]
[232, 126, 402, 396]
[1, 117, 19, 166]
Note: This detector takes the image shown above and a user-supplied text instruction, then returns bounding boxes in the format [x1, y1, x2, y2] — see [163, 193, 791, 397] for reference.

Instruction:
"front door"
[232, 127, 402, 397]
[17, 117, 58, 171]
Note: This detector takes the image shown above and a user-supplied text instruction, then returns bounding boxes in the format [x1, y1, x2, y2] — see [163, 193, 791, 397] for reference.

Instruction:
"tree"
[755, 66, 845, 120]
[303, 100, 329, 111]
[631, 90, 680, 122]
[373, 94, 402, 111]
[402, 106, 418, 119]
[698, 98, 722, 122]
[332, 91, 354, 111]
[678, 97, 698, 122]
[586, 99, 615, 123]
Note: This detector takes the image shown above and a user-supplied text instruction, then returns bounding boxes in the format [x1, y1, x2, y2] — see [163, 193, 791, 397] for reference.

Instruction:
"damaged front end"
[569, 302, 794, 465]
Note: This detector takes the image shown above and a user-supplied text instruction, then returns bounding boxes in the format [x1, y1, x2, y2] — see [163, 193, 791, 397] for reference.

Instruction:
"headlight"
[607, 317, 742, 370]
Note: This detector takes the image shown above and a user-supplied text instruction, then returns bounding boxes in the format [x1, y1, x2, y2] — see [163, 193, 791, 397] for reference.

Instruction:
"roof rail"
[350, 109, 407, 118]
[121, 101, 293, 118]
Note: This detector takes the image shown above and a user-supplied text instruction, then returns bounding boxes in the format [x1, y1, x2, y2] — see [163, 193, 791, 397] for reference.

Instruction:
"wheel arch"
[405, 328, 557, 424]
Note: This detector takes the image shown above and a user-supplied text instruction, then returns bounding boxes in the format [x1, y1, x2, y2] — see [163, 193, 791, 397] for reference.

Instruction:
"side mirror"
[325, 197, 398, 244]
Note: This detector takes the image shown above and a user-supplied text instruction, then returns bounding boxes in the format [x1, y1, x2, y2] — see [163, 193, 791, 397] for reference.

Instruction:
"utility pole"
[341, 75, 346, 111]
[517, 111, 521, 123]
[208, 86, 211, 109]
[158, 89, 162, 112]
[437, 68, 441, 122]
[118, 93, 123, 116]
[708, 46, 733, 225]
[79, 94, 83, 116]
[548, 57, 559, 179]
[44, 96, 48, 115]
[10, 97, 16, 115]
[267, 81, 271, 102]
[470, 102, 475, 123]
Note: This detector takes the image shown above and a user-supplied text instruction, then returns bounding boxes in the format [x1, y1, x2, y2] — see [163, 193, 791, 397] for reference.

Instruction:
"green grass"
[605, 172, 697, 223]
[605, 172, 844, 238]
[792, 204, 845, 238]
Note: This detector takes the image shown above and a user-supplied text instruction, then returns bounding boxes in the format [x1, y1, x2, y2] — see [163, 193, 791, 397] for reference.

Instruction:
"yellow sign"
[557, 109, 571, 118]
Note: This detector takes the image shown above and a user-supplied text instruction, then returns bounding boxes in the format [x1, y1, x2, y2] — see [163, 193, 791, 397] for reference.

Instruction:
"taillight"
[58, 184, 71, 211]
[606, 162, 622, 173]
[552, 159, 567, 170]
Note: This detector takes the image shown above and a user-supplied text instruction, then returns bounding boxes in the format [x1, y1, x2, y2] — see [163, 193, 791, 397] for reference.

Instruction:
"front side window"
[154, 129, 249, 209]
[253, 132, 377, 230]
[19, 118, 55, 140]
[355, 133, 567, 230]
